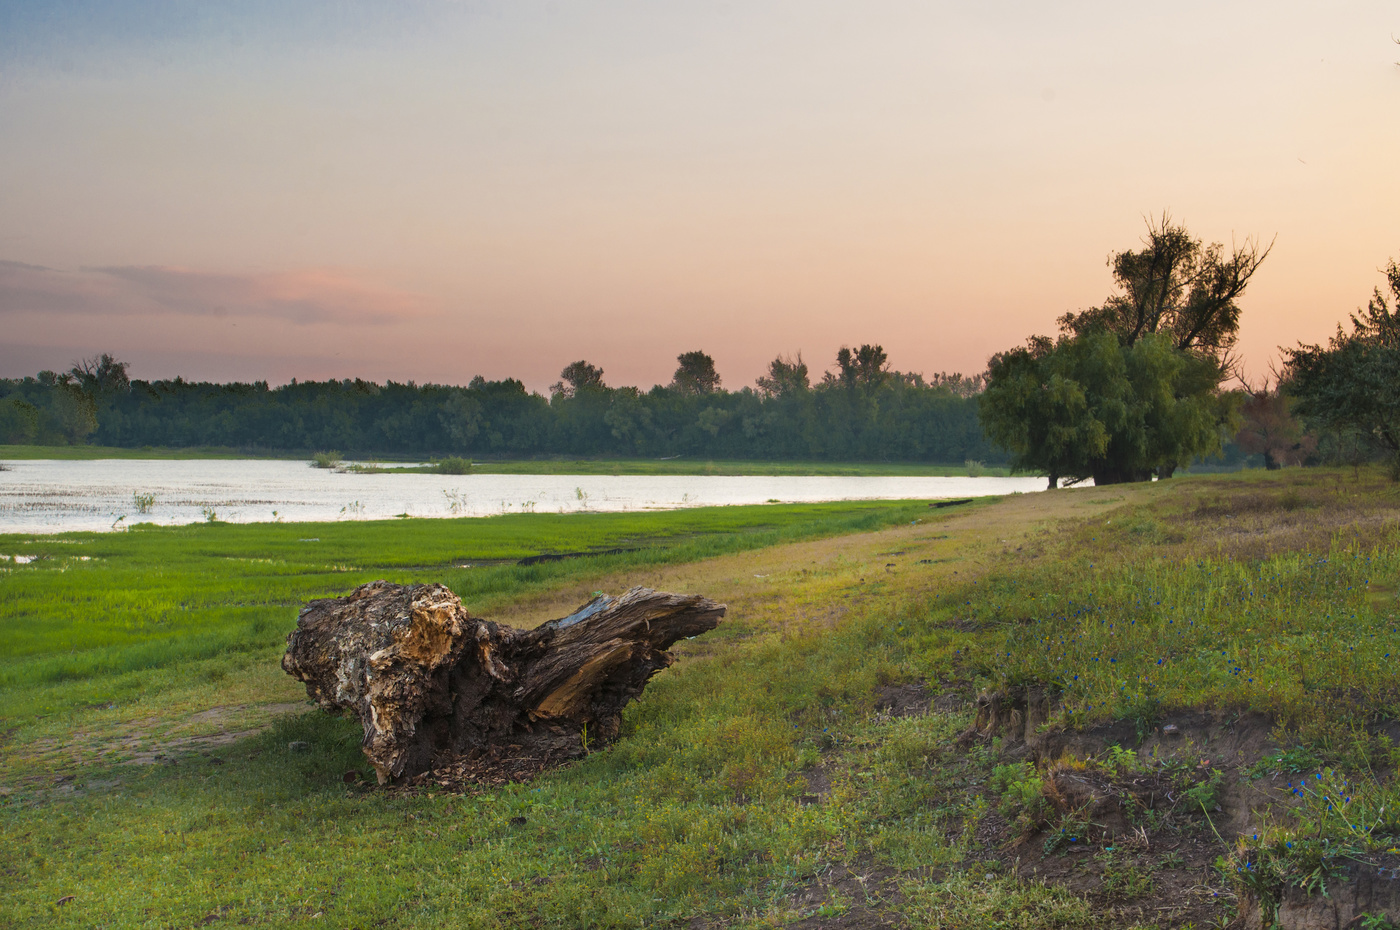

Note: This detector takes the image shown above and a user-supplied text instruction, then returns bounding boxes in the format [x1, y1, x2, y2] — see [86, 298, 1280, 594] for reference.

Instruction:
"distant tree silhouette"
[831, 345, 889, 388]
[551, 360, 606, 398]
[670, 351, 721, 396]
[754, 353, 810, 398]
[69, 354, 131, 396]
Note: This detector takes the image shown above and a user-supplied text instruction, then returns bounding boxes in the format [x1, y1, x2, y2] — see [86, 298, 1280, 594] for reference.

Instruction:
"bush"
[311, 450, 342, 469]
[436, 456, 471, 475]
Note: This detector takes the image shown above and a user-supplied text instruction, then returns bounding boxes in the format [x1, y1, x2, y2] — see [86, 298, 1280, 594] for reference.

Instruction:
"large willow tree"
[980, 216, 1269, 486]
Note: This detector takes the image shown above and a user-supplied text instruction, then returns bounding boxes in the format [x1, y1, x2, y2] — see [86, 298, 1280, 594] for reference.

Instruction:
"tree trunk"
[282, 581, 725, 785]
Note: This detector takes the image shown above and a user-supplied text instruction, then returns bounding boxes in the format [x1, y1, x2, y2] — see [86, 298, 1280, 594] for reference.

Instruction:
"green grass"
[971, 540, 1400, 729]
[0, 495, 991, 928]
[0, 500, 935, 720]
[4, 468, 1398, 928]
[961, 474, 1400, 735]
[1, 615, 981, 928]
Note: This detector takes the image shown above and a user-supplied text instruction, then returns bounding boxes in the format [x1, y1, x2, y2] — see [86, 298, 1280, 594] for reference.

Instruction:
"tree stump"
[282, 581, 725, 785]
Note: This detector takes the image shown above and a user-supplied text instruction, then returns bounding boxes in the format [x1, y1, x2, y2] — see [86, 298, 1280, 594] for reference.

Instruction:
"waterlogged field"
[2, 470, 1399, 928]
[0, 456, 1043, 533]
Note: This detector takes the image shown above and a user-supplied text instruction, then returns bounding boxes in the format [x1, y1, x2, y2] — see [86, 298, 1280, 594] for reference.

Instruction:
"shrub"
[436, 456, 471, 475]
[311, 451, 342, 469]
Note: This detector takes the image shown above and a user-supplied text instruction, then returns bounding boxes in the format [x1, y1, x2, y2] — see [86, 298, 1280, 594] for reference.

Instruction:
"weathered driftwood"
[282, 581, 725, 785]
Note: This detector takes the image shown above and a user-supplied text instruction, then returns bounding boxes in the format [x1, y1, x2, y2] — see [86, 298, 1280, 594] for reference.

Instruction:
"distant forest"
[0, 347, 1009, 463]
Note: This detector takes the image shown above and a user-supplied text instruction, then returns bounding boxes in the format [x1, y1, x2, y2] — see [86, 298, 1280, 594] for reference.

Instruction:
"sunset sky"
[2, 1, 1397, 393]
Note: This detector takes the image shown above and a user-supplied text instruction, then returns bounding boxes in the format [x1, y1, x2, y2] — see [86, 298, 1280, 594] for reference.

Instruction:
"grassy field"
[1, 444, 1002, 476]
[0, 500, 935, 720]
[3, 469, 1398, 928]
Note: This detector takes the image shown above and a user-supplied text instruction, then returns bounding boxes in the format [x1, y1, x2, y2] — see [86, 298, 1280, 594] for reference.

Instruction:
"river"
[0, 458, 1050, 533]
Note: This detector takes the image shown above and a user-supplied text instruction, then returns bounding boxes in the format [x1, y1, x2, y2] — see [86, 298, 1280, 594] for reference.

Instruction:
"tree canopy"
[1283, 258, 1400, 477]
[1058, 215, 1271, 366]
[670, 351, 721, 396]
[980, 217, 1262, 485]
[551, 360, 606, 398]
[754, 353, 809, 398]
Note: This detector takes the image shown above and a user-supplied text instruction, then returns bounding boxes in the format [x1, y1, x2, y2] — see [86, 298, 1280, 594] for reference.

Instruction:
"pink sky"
[2, 2, 1397, 392]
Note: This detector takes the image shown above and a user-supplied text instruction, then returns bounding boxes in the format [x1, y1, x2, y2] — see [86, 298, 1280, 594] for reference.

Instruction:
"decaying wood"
[282, 581, 725, 785]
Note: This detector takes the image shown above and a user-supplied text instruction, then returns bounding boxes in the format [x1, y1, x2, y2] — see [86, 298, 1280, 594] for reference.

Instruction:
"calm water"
[0, 459, 1050, 533]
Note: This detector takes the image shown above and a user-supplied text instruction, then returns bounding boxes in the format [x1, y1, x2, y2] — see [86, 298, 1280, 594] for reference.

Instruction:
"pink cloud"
[0, 261, 435, 325]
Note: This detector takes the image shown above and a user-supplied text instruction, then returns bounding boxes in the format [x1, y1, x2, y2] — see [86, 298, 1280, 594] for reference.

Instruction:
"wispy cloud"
[0, 262, 435, 325]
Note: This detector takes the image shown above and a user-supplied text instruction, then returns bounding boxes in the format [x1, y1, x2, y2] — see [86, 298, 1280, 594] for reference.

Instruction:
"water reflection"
[0, 459, 1049, 533]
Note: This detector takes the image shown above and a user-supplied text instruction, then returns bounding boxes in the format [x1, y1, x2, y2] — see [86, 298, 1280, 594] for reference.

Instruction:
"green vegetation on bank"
[3, 470, 1398, 928]
[472, 459, 1005, 477]
[368, 458, 1003, 477]
[0, 443, 1007, 475]
[0, 443, 271, 460]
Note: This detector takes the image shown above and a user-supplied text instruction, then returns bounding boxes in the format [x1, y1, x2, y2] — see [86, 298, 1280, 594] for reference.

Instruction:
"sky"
[1, 1, 1397, 393]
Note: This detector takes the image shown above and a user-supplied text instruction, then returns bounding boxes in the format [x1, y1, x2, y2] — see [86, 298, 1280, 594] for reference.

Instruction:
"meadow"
[0, 500, 932, 720]
[2, 469, 1398, 928]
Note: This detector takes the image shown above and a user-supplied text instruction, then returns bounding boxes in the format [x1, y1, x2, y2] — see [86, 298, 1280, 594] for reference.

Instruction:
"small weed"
[1043, 811, 1094, 854]
[132, 492, 155, 514]
[1183, 770, 1222, 809]
[1106, 745, 1148, 775]
[443, 489, 467, 515]
[990, 761, 1047, 828]
[1249, 745, 1323, 779]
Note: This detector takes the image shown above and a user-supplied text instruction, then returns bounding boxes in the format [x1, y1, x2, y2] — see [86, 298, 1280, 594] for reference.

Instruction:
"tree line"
[5, 216, 1393, 476]
[0, 347, 1003, 463]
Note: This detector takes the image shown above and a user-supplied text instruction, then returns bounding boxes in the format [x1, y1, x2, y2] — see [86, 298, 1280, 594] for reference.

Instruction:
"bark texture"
[282, 581, 725, 785]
